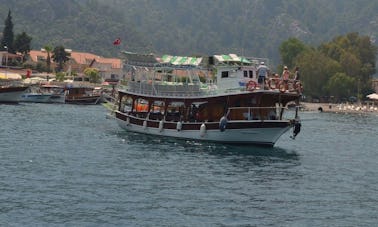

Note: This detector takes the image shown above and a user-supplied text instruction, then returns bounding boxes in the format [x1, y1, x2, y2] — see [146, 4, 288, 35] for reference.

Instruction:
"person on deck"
[257, 62, 269, 90]
[281, 66, 290, 90]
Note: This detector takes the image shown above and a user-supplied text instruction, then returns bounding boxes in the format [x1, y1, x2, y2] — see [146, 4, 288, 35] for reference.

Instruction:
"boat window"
[121, 95, 133, 112]
[135, 98, 149, 112]
[221, 71, 229, 78]
[150, 100, 165, 114]
[166, 101, 185, 121]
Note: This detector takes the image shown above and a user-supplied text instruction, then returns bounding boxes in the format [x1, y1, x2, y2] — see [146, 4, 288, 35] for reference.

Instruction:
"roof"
[160, 55, 203, 66]
[213, 54, 251, 64]
[28, 50, 122, 69]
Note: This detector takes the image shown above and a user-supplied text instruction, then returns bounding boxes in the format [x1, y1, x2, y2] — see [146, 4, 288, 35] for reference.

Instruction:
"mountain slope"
[0, 0, 377, 65]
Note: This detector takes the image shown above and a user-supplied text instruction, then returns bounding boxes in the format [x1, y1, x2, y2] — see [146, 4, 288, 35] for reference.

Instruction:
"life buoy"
[246, 80, 257, 91]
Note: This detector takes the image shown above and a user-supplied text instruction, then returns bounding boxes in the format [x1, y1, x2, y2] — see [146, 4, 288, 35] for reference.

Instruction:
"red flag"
[113, 38, 121, 45]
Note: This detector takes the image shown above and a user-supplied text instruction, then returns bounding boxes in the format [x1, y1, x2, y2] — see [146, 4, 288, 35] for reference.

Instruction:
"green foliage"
[44, 45, 53, 73]
[294, 32, 377, 100]
[0, 10, 14, 52]
[55, 72, 66, 82]
[1, 0, 377, 67]
[295, 49, 342, 98]
[325, 73, 356, 100]
[279, 38, 308, 69]
[52, 45, 70, 72]
[14, 31, 32, 60]
[84, 67, 101, 83]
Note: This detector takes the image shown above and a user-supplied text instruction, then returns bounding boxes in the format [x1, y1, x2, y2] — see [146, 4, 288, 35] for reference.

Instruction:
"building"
[28, 49, 123, 82]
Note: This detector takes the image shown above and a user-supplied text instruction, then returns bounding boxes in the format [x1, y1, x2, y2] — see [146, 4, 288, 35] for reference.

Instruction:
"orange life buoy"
[246, 80, 257, 91]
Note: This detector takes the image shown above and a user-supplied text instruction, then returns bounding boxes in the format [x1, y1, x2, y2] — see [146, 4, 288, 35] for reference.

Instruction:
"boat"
[113, 52, 302, 147]
[0, 81, 29, 103]
[65, 84, 103, 104]
[20, 84, 66, 103]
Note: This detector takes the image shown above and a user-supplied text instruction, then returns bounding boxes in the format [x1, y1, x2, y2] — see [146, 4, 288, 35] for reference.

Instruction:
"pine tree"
[1, 10, 14, 53]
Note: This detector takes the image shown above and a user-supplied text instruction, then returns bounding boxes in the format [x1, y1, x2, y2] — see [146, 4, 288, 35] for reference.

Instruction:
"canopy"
[160, 55, 203, 66]
[0, 72, 22, 80]
[366, 93, 378, 100]
[213, 54, 251, 64]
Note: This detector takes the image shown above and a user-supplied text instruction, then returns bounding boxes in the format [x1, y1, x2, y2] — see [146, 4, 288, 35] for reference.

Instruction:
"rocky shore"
[301, 102, 378, 114]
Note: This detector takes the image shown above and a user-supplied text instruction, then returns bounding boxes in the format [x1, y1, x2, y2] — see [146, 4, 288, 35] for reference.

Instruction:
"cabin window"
[148, 100, 165, 120]
[249, 70, 253, 78]
[121, 95, 133, 113]
[243, 71, 248, 78]
[221, 71, 229, 78]
[135, 98, 149, 112]
[166, 101, 185, 121]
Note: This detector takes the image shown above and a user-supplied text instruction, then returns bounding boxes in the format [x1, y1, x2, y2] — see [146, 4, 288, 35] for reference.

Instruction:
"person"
[281, 66, 290, 90]
[294, 66, 300, 81]
[256, 62, 269, 89]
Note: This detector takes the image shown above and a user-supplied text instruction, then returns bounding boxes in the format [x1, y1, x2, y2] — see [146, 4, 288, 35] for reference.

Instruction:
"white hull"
[20, 93, 65, 103]
[115, 117, 291, 146]
[0, 90, 25, 103]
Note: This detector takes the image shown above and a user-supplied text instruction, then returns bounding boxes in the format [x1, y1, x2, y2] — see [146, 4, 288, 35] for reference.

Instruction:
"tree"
[43, 45, 53, 73]
[14, 32, 32, 61]
[295, 49, 342, 99]
[279, 38, 308, 69]
[52, 46, 70, 72]
[0, 10, 14, 53]
[325, 72, 356, 101]
[84, 67, 101, 83]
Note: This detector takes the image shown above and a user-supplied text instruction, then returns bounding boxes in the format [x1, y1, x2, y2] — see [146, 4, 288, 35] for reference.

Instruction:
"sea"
[1, 103, 377, 226]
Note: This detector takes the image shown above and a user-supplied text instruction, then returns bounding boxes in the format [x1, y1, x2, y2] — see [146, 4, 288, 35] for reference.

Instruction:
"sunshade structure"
[367, 93, 378, 100]
[160, 55, 203, 66]
[213, 54, 251, 64]
[0, 72, 22, 80]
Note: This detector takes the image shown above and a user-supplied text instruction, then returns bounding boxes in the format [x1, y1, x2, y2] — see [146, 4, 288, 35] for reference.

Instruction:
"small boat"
[20, 84, 66, 103]
[0, 81, 29, 103]
[112, 52, 302, 147]
[65, 85, 103, 104]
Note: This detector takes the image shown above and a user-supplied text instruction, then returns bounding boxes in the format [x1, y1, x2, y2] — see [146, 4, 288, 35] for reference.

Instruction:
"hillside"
[0, 0, 377, 66]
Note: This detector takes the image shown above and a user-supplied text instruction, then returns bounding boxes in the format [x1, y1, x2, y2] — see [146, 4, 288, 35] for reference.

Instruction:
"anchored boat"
[113, 52, 302, 146]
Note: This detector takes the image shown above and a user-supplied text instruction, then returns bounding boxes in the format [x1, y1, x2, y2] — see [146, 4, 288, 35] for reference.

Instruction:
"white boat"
[20, 84, 65, 103]
[113, 52, 302, 147]
[0, 81, 29, 103]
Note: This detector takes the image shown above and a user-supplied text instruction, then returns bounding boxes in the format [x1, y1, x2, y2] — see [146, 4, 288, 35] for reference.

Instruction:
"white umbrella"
[366, 93, 378, 100]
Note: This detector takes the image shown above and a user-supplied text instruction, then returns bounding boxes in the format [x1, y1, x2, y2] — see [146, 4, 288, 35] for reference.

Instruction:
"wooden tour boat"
[113, 52, 302, 146]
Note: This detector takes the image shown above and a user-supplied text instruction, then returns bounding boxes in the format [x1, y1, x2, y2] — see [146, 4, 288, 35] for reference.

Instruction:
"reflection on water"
[116, 131, 300, 165]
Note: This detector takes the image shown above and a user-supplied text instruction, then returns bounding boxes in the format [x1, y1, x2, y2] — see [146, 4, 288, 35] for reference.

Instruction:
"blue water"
[1, 103, 378, 226]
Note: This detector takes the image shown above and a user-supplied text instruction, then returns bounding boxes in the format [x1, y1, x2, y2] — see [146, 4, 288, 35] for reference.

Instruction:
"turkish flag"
[113, 38, 121, 45]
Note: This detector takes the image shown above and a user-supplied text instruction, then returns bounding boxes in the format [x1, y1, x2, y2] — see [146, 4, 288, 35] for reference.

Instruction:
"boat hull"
[21, 93, 53, 103]
[115, 111, 292, 146]
[0, 86, 28, 103]
[65, 95, 102, 105]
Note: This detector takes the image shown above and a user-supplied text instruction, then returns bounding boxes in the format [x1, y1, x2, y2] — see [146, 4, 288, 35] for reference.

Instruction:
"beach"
[301, 102, 378, 114]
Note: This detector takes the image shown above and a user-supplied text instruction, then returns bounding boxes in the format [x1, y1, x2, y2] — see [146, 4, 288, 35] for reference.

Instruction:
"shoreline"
[300, 102, 378, 114]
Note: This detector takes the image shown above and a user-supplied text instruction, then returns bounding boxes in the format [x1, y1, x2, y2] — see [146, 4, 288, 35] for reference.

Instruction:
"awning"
[213, 54, 251, 64]
[160, 55, 203, 66]
[0, 72, 22, 80]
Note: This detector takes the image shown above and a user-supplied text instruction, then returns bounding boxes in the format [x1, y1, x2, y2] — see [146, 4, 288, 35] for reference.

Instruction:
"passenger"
[294, 66, 300, 81]
[281, 66, 290, 90]
[257, 62, 269, 90]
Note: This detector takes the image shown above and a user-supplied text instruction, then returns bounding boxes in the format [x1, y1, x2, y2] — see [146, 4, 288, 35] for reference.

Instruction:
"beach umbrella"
[366, 93, 378, 100]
